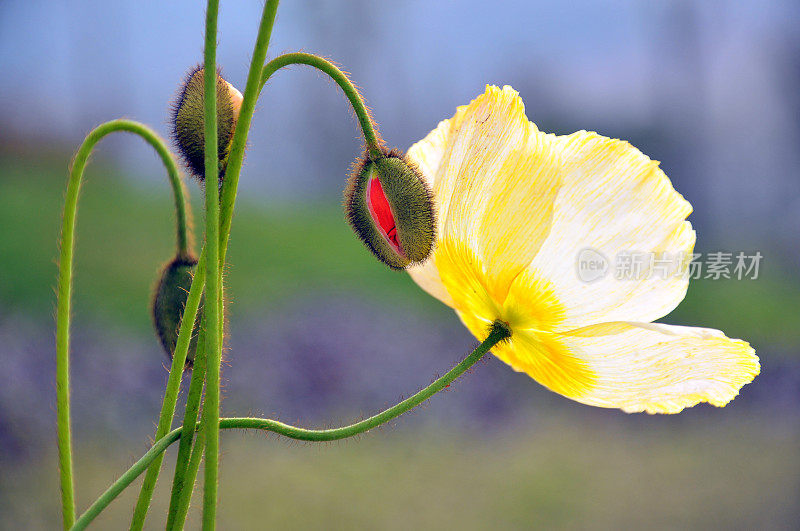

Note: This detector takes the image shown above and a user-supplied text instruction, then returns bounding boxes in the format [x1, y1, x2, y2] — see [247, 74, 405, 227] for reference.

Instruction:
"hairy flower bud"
[344, 149, 436, 269]
[171, 65, 243, 182]
[151, 255, 202, 367]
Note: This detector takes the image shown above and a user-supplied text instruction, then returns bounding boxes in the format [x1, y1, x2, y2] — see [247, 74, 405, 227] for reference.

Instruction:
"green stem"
[172, 291, 221, 528]
[201, 1, 222, 528]
[129, 250, 205, 530]
[171, 280, 221, 530]
[56, 119, 187, 529]
[71, 421, 181, 531]
[172, 431, 207, 529]
[71, 322, 509, 530]
[171, 167, 192, 259]
[217, 0, 279, 265]
[160, 1, 281, 525]
[260, 52, 382, 159]
[172, 385, 210, 528]
[165, 325, 208, 529]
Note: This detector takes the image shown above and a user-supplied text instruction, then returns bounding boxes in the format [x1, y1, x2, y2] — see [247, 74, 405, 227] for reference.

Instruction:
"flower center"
[367, 176, 404, 255]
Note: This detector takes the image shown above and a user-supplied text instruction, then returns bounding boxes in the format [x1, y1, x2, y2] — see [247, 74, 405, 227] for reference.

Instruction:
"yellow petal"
[440, 250, 758, 414]
[485, 320, 758, 414]
[407, 85, 562, 304]
[528, 130, 695, 331]
[559, 322, 760, 413]
[435, 238, 501, 323]
[451, 262, 759, 413]
[437, 244, 572, 377]
[441, 263, 593, 399]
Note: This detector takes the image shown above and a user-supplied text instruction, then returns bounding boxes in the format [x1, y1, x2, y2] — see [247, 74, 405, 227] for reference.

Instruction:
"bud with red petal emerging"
[344, 149, 436, 269]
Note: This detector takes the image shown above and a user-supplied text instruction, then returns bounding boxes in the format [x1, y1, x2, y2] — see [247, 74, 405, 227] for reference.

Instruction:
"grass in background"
[1, 152, 797, 353]
[0, 153, 443, 334]
[2, 415, 796, 529]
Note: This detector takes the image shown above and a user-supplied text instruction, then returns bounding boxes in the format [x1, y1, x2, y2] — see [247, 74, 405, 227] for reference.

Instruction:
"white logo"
[576, 248, 608, 283]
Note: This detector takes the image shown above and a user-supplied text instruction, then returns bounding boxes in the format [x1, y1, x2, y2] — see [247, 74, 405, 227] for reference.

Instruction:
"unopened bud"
[171, 65, 243, 182]
[344, 149, 436, 269]
[151, 255, 202, 367]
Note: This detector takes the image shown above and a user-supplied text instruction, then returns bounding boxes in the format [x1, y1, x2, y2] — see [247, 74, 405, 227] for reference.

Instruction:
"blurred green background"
[1, 0, 799, 529]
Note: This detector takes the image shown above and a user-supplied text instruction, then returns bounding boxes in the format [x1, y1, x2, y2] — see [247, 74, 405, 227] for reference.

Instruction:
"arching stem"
[55, 119, 189, 529]
[260, 52, 383, 159]
[70, 322, 510, 531]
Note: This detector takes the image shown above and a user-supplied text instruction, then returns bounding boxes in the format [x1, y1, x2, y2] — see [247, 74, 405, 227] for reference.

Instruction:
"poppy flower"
[406, 85, 759, 414]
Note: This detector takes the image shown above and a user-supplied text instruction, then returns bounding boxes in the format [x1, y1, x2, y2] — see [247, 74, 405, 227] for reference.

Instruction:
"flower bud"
[344, 149, 436, 269]
[171, 65, 243, 182]
[152, 255, 202, 367]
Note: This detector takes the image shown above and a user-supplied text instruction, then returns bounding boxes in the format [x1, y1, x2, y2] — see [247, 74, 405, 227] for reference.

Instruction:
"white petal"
[528, 130, 695, 331]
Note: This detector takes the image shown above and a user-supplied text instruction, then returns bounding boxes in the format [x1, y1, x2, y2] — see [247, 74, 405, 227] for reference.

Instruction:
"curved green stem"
[56, 119, 187, 529]
[71, 322, 509, 530]
[260, 52, 382, 159]
[170, 168, 192, 260]
[129, 250, 206, 530]
[71, 420, 182, 531]
[232, 321, 510, 441]
[200, 1, 222, 528]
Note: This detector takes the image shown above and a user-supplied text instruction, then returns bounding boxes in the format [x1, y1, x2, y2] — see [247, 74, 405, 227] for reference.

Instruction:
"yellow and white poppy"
[406, 85, 759, 414]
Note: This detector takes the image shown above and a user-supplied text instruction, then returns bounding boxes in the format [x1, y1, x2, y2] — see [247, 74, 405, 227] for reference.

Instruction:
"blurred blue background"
[1, 0, 798, 528]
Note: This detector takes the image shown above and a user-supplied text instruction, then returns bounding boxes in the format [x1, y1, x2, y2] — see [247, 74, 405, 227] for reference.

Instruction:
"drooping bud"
[171, 65, 243, 182]
[344, 149, 436, 269]
[151, 255, 203, 367]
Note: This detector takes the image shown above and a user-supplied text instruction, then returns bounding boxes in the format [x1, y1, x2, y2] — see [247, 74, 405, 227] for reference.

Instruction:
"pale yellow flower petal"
[528, 130, 695, 331]
[442, 263, 590, 399]
[435, 238, 501, 323]
[406, 259, 455, 307]
[459, 318, 758, 414]
[556, 322, 760, 413]
[406, 118, 450, 189]
[410, 86, 562, 305]
[406, 115, 459, 307]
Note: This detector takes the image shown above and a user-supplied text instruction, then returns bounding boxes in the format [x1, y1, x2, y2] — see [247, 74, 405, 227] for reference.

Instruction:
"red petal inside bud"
[367, 176, 404, 256]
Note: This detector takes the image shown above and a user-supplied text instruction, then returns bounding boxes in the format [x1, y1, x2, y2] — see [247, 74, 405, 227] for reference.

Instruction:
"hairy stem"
[129, 250, 205, 530]
[165, 322, 208, 529]
[172, 385, 210, 529]
[260, 52, 382, 159]
[70, 323, 510, 530]
[56, 119, 187, 529]
[200, 0, 222, 528]
[171, 169, 192, 259]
